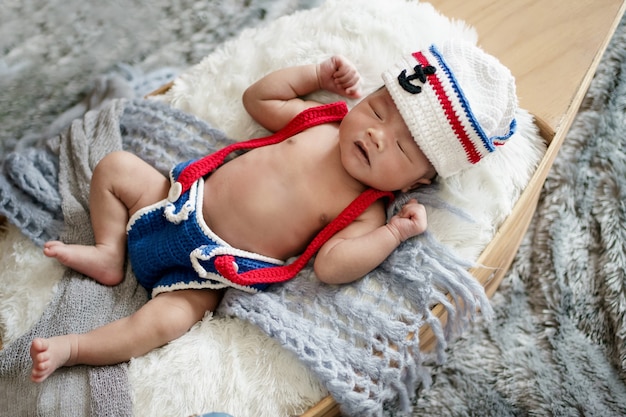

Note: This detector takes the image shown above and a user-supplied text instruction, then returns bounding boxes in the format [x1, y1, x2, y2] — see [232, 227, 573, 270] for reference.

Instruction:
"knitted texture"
[0, 147, 64, 246]
[220, 231, 492, 416]
[0, 98, 491, 416]
[126, 172, 283, 296]
[0, 100, 141, 417]
[0, 98, 236, 417]
[382, 41, 518, 178]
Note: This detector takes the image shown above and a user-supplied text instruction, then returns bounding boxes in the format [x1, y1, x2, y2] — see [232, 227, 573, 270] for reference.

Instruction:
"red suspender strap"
[172, 100, 394, 286]
[174, 101, 349, 195]
[214, 188, 394, 286]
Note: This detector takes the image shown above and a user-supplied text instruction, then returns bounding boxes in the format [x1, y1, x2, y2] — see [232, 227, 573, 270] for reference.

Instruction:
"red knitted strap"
[214, 188, 395, 286]
[175, 101, 349, 194]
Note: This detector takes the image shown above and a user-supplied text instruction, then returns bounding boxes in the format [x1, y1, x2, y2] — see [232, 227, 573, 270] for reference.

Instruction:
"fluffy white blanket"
[0, 0, 545, 415]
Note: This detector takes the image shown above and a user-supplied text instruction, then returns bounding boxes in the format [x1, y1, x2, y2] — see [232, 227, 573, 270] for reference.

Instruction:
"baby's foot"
[43, 241, 125, 285]
[30, 336, 77, 383]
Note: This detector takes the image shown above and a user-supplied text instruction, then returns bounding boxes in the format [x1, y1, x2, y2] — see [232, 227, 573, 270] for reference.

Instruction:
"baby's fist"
[318, 55, 362, 99]
[386, 199, 428, 242]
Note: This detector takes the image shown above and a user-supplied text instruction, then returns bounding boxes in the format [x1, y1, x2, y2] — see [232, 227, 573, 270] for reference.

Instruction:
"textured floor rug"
[0, 0, 321, 154]
[2, 1, 625, 416]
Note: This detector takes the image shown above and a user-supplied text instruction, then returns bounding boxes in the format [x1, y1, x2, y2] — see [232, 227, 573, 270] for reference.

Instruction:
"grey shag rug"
[0, 0, 321, 153]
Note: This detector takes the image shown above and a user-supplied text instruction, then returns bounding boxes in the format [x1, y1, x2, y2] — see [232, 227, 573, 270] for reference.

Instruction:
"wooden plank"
[426, 0, 626, 135]
[145, 80, 174, 98]
[300, 396, 341, 417]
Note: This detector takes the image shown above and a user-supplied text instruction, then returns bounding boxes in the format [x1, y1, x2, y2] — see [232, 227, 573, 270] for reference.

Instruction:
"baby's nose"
[368, 128, 385, 151]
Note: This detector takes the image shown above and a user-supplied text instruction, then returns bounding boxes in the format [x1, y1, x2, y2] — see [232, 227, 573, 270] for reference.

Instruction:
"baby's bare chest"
[200, 134, 361, 258]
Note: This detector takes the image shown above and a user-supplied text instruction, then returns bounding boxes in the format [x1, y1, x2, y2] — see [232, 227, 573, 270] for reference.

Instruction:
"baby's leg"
[30, 288, 221, 383]
[44, 151, 170, 285]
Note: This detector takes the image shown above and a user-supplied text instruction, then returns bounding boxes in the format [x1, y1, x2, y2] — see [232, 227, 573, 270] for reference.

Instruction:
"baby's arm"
[314, 199, 428, 285]
[242, 55, 361, 132]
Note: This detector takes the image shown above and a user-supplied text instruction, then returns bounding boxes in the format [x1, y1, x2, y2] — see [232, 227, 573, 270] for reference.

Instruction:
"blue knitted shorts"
[126, 161, 283, 297]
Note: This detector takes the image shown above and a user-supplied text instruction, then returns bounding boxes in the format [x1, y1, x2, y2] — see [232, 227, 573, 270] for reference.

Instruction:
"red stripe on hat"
[413, 51, 481, 164]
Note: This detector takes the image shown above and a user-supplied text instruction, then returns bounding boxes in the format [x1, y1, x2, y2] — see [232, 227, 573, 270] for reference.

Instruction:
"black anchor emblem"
[397, 64, 437, 94]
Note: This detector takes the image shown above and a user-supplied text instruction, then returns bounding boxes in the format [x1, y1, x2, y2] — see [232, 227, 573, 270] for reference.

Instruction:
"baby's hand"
[386, 199, 428, 243]
[317, 55, 362, 99]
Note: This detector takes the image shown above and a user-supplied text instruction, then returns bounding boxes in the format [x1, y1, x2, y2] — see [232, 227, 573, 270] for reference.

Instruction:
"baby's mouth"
[356, 141, 370, 165]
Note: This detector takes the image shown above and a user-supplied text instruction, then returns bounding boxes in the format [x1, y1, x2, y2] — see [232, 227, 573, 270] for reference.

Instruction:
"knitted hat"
[382, 40, 518, 178]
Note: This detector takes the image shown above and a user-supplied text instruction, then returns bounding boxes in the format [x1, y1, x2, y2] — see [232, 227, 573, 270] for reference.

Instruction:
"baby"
[30, 40, 517, 382]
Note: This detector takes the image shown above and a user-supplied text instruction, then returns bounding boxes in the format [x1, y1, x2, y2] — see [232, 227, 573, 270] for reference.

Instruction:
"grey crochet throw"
[0, 98, 491, 417]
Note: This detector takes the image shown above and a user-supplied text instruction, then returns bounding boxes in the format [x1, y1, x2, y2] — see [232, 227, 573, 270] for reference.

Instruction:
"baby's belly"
[202, 167, 321, 260]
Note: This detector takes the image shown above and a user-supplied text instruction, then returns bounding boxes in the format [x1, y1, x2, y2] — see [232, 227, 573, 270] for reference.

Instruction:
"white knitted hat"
[382, 40, 518, 178]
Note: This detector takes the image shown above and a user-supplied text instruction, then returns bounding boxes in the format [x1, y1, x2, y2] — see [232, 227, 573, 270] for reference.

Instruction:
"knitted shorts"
[126, 161, 283, 297]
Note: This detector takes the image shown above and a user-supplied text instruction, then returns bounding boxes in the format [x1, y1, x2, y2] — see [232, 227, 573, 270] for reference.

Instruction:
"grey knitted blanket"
[0, 98, 491, 416]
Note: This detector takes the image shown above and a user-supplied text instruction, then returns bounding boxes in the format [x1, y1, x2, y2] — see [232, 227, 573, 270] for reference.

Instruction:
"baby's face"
[338, 87, 436, 192]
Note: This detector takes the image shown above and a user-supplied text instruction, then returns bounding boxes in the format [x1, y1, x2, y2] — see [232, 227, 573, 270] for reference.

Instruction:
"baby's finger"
[346, 88, 362, 98]
[400, 200, 425, 218]
[338, 69, 361, 86]
[342, 83, 362, 98]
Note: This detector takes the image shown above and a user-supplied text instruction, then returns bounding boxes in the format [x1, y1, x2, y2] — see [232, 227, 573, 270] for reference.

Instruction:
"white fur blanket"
[0, 1, 546, 416]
